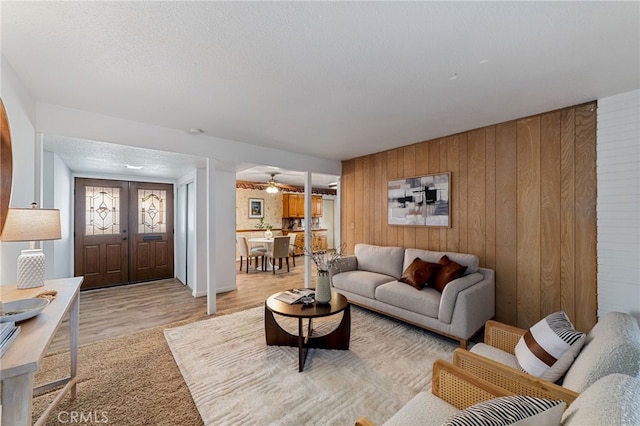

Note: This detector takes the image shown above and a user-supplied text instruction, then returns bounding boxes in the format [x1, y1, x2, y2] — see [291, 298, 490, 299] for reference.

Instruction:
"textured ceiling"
[44, 136, 207, 180]
[2, 1, 639, 182]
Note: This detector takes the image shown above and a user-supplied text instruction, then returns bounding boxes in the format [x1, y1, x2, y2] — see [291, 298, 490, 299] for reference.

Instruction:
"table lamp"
[0, 203, 61, 289]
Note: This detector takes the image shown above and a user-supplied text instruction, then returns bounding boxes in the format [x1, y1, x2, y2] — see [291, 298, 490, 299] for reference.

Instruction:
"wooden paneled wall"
[341, 102, 597, 331]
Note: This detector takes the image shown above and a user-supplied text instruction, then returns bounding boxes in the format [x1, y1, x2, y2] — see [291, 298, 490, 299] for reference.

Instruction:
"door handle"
[122, 237, 128, 241]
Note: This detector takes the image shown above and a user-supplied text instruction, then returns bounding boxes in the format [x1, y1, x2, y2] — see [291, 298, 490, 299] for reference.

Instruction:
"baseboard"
[215, 284, 237, 294]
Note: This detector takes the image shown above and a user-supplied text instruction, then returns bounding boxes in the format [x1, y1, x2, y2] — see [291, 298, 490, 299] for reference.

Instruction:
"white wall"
[214, 169, 237, 294]
[194, 167, 208, 298]
[175, 178, 189, 286]
[596, 89, 640, 323]
[42, 150, 73, 279]
[0, 56, 38, 284]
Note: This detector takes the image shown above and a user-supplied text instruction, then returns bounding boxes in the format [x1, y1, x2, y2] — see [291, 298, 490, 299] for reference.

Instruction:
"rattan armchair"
[481, 319, 527, 353]
[452, 349, 578, 405]
[355, 359, 514, 426]
[450, 320, 579, 406]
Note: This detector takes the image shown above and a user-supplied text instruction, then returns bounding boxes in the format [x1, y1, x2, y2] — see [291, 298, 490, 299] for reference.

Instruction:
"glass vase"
[315, 270, 331, 304]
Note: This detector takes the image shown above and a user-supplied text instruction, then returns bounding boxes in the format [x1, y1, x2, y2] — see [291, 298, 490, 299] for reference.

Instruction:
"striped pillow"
[442, 396, 565, 426]
[515, 311, 586, 382]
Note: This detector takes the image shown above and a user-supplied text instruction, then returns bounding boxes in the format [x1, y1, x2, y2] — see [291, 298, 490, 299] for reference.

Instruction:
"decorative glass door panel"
[138, 189, 166, 233]
[85, 186, 121, 236]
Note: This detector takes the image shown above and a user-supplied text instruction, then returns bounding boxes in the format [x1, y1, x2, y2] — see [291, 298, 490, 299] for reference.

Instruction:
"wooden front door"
[74, 178, 174, 289]
[74, 178, 129, 289]
[129, 182, 174, 283]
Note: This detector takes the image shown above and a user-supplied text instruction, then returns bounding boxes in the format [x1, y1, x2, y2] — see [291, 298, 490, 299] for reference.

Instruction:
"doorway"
[320, 198, 335, 249]
[74, 178, 174, 290]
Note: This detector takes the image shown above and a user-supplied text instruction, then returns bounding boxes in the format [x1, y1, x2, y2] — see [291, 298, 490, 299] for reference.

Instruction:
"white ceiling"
[2, 1, 639, 185]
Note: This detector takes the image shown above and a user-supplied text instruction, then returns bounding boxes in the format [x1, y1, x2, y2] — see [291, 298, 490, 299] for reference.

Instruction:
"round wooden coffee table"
[265, 291, 350, 372]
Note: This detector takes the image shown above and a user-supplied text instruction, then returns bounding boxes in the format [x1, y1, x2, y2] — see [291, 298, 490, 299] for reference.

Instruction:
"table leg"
[265, 304, 298, 347]
[305, 305, 351, 350]
[69, 290, 79, 399]
[1, 373, 33, 426]
[265, 303, 351, 372]
[298, 318, 304, 372]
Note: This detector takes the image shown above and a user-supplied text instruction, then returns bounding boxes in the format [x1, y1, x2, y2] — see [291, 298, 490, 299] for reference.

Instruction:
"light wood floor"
[49, 259, 311, 353]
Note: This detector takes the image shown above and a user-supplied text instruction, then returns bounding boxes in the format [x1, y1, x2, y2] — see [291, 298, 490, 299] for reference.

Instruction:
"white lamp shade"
[0, 207, 61, 242]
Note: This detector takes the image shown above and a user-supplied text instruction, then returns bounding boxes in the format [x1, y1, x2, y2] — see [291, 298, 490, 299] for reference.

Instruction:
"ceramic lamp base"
[16, 248, 46, 289]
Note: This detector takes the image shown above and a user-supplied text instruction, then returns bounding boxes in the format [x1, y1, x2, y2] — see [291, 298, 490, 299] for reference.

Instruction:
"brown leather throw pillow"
[399, 257, 441, 290]
[432, 255, 467, 293]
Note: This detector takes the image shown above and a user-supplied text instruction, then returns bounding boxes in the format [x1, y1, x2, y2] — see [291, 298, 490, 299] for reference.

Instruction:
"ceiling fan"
[265, 173, 280, 193]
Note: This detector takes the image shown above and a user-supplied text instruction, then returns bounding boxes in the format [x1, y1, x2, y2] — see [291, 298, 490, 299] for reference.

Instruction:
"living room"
[1, 2, 639, 425]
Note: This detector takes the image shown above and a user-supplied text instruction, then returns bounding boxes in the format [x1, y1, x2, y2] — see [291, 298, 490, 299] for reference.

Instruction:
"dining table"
[247, 237, 278, 271]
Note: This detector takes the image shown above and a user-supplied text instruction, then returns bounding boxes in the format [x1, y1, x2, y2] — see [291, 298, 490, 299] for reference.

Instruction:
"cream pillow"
[514, 311, 585, 382]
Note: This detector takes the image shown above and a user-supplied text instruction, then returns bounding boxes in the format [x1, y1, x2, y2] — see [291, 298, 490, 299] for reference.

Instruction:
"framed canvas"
[248, 198, 264, 218]
[387, 172, 450, 227]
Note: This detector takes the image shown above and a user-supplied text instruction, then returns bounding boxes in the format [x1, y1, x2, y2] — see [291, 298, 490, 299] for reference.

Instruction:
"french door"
[74, 178, 174, 290]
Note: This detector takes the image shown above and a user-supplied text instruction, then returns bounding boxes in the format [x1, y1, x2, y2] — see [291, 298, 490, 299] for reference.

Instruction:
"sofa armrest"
[355, 417, 376, 426]
[452, 348, 579, 405]
[437, 269, 495, 344]
[329, 255, 357, 280]
[484, 320, 527, 354]
[439, 272, 487, 324]
[354, 360, 511, 426]
[432, 359, 513, 410]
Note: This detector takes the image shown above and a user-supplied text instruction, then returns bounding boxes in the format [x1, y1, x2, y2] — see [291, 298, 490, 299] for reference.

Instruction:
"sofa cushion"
[561, 311, 640, 392]
[375, 281, 441, 319]
[442, 396, 565, 426]
[470, 343, 520, 370]
[514, 311, 585, 382]
[383, 391, 459, 426]
[398, 257, 441, 290]
[404, 248, 479, 275]
[355, 244, 405, 279]
[432, 255, 467, 293]
[562, 373, 640, 426]
[331, 270, 396, 299]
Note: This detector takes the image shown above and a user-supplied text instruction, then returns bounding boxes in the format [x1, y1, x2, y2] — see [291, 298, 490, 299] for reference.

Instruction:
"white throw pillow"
[514, 311, 585, 382]
[441, 395, 565, 426]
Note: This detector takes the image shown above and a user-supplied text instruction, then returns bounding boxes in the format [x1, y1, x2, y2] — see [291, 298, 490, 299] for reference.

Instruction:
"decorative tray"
[0, 298, 50, 323]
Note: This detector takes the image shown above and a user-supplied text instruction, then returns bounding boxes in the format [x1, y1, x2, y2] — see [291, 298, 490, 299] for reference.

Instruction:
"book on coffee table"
[275, 289, 315, 304]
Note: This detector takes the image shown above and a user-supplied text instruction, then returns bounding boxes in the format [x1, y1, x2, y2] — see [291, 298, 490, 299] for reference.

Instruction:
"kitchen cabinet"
[284, 229, 328, 255]
[282, 194, 323, 218]
[282, 194, 304, 218]
[312, 195, 323, 217]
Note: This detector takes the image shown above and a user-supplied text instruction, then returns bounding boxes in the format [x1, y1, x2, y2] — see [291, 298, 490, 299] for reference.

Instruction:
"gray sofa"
[329, 243, 495, 347]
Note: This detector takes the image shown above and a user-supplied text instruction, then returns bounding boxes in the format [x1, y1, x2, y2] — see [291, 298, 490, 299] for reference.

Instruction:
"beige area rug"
[32, 317, 206, 426]
[165, 306, 457, 426]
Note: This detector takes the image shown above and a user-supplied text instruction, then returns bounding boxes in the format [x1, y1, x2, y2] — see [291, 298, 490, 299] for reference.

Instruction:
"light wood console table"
[1, 276, 82, 426]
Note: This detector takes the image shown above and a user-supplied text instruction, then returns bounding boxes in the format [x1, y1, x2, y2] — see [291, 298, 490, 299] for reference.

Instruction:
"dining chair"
[264, 235, 291, 274]
[236, 234, 265, 273]
[288, 233, 298, 267]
